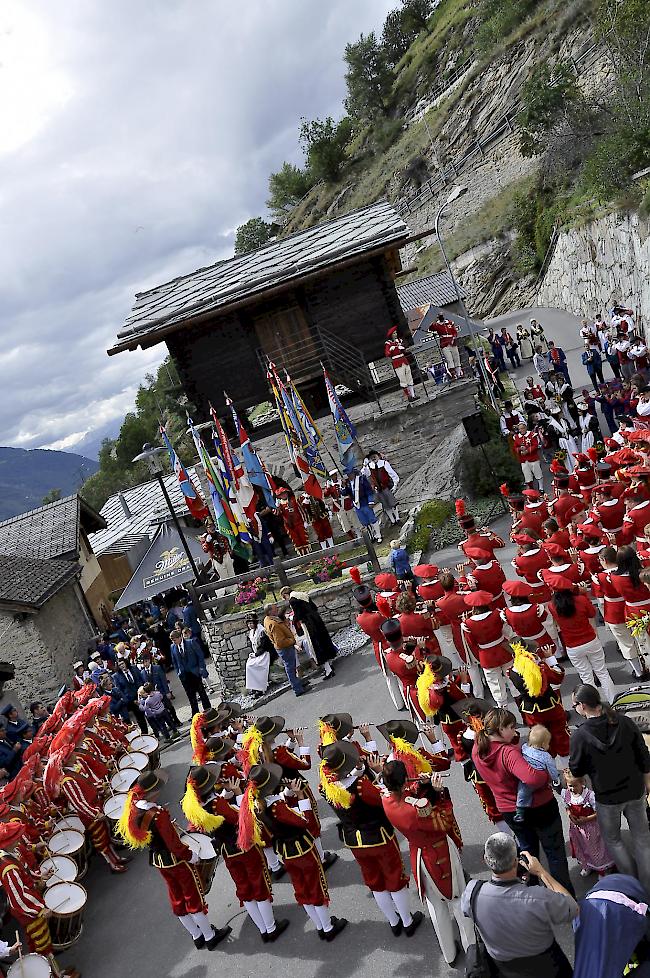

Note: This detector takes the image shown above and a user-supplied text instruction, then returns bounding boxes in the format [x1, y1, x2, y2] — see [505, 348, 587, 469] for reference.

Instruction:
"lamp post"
[132, 443, 202, 581]
[434, 186, 498, 413]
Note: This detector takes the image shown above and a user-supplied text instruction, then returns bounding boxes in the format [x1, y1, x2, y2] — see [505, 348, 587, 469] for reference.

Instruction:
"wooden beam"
[395, 265, 419, 278]
[402, 226, 438, 245]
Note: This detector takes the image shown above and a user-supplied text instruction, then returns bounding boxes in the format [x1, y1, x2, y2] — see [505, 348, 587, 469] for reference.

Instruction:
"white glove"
[189, 850, 200, 864]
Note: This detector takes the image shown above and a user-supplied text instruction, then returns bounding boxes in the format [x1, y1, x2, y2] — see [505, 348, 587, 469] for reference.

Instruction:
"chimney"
[118, 493, 132, 520]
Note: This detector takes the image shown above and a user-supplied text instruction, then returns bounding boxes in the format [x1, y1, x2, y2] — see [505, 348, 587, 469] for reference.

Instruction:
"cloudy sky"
[0, 0, 394, 457]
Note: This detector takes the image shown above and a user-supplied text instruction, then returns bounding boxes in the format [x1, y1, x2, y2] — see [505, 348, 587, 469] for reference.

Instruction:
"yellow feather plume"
[190, 713, 203, 751]
[319, 720, 337, 747]
[241, 724, 264, 773]
[318, 759, 353, 808]
[511, 641, 542, 697]
[416, 662, 436, 717]
[391, 736, 432, 775]
[181, 781, 225, 833]
[116, 787, 151, 850]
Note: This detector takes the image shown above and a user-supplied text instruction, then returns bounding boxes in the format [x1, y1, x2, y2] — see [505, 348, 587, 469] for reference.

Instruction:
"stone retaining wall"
[203, 573, 373, 693]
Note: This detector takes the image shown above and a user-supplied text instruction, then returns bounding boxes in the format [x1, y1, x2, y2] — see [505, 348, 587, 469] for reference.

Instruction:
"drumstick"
[15, 929, 24, 978]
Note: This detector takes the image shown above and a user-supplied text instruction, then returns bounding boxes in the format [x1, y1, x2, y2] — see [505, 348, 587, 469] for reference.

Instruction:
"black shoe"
[271, 866, 286, 882]
[265, 918, 289, 942]
[322, 670, 335, 681]
[193, 935, 206, 949]
[404, 911, 424, 937]
[324, 917, 348, 941]
[205, 925, 232, 949]
[322, 851, 338, 870]
[317, 928, 326, 940]
[390, 919, 403, 936]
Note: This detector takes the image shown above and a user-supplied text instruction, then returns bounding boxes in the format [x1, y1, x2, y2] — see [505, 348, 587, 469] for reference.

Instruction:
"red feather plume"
[587, 447, 598, 463]
[455, 500, 466, 517]
[348, 566, 361, 585]
[499, 483, 510, 498]
[376, 596, 392, 619]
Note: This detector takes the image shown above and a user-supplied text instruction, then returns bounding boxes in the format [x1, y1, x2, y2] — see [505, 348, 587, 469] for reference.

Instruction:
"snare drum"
[39, 855, 78, 888]
[48, 830, 88, 880]
[129, 734, 160, 770]
[44, 881, 87, 949]
[103, 793, 128, 844]
[7, 954, 52, 977]
[126, 729, 140, 743]
[52, 815, 85, 835]
[181, 832, 218, 894]
[110, 767, 140, 792]
[118, 750, 148, 771]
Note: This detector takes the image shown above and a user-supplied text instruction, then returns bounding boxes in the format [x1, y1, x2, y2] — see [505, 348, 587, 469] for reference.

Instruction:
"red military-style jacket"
[461, 611, 512, 668]
[397, 612, 441, 657]
[467, 560, 506, 608]
[549, 493, 586, 529]
[592, 570, 626, 624]
[512, 547, 551, 602]
[460, 532, 504, 558]
[622, 499, 650, 546]
[434, 592, 468, 657]
[501, 603, 555, 648]
[592, 497, 626, 539]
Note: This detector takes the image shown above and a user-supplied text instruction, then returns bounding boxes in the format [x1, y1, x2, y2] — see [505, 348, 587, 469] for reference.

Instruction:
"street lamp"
[434, 186, 498, 412]
[132, 443, 202, 581]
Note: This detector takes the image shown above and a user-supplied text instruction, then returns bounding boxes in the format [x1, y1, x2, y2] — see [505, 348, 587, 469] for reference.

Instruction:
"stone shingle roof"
[397, 271, 464, 311]
[0, 495, 105, 562]
[109, 200, 410, 353]
[0, 554, 80, 611]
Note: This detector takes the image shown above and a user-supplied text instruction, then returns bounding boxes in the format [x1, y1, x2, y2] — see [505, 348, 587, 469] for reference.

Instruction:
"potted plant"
[306, 554, 344, 584]
[234, 576, 267, 607]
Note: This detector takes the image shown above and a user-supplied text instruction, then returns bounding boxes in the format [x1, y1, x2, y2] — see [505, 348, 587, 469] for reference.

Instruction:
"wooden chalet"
[108, 200, 413, 414]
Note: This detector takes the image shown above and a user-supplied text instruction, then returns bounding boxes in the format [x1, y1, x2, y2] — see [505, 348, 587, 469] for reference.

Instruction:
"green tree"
[344, 32, 392, 123]
[400, 0, 433, 34]
[381, 10, 412, 68]
[266, 162, 313, 221]
[234, 217, 274, 256]
[299, 116, 352, 183]
[518, 61, 581, 157]
[595, 0, 650, 129]
[42, 488, 62, 505]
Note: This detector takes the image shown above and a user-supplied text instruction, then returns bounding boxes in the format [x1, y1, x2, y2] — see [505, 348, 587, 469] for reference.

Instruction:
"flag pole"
[320, 362, 364, 473]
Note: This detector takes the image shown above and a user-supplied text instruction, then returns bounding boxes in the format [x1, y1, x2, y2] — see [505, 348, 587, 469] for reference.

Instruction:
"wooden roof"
[109, 200, 409, 354]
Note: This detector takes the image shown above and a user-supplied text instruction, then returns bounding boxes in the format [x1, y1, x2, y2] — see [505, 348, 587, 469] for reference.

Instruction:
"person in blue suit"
[0, 725, 22, 779]
[170, 629, 211, 716]
[1, 706, 32, 749]
[140, 651, 180, 728]
[113, 659, 148, 733]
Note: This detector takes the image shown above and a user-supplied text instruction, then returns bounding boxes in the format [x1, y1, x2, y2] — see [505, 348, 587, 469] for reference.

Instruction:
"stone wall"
[537, 210, 650, 330]
[204, 573, 372, 694]
[0, 584, 95, 706]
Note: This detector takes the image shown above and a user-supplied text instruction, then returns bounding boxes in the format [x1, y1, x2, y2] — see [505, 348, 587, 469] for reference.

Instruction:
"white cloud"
[0, 0, 395, 454]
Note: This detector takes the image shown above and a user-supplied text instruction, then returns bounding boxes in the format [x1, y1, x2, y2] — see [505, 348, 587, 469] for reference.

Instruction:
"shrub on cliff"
[460, 408, 524, 497]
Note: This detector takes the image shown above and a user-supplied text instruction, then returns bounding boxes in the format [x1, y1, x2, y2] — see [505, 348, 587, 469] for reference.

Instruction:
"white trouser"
[395, 363, 414, 389]
[385, 668, 407, 711]
[442, 346, 461, 371]
[566, 638, 616, 702]
[482, 660, 517, 706]
[467, 661, 484, 697]
[607, 621, 637, 660]
[420, 847, 474, 965]
[335, 507, 355, 535]
[543, 612, 563, 650]
[521, 459, 543, 484]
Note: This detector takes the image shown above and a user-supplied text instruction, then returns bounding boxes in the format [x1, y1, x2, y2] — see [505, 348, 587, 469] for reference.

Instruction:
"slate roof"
[397, 271, 464, 311]
[109, 200, 410, 353]
[0, 495, 106, 562]
[89, 471, 194, 557]
[0, 554, 80, 611]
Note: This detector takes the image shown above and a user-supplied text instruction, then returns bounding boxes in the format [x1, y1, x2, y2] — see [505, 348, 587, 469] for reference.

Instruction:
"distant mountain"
[70, 420, 121, 461]
[0, 447, 99, 520]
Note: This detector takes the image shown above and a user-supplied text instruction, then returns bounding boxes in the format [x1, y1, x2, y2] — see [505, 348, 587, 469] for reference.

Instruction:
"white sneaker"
[579, 867, 591, 877]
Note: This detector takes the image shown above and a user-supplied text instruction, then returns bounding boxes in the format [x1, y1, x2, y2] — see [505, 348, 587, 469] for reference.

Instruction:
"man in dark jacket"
[570, 684, 650, 892]
[170, 630, 211, 716]
[113, 659, 147, 733]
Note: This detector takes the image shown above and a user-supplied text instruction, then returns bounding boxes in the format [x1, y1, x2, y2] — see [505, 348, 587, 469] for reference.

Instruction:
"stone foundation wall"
[203, 574, 372, 693]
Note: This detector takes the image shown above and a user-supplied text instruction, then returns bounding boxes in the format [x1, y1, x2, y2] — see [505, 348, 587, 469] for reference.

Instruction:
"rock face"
[451, 237, 537, 319]
[537, 210, 650, 329]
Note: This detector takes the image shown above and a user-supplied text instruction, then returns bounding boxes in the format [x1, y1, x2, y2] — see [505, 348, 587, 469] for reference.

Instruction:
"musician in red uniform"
[242, 763, 347, 940]
[385, 326, 417, 402]
[353, 584, 387, 667]
[512, 534, 552, 602]
[181, 765, 288, 943]
[548, 476, 587, 528]
[435, 572, 475, 679]
[591, 482, 626, 543]
[501, 579, 557, 654]
[377, 718, 452, 775]
[414, 564, 444, 604]
[461, 591, 517, 707]
[507, 643, 569, 759]
[323, 470, 356, 540]
[382, 763, 474, 966]
[415, 657, 472, 761]
[44, 744, 128, 873]
[457, 502, 505, 558]
[542, 518, 571, 550]
[541, 543, 588, 591]
[621, 488, 650, 547]
[592, 546, 648, 679]
[573, 525, 607, 576]
[512, 423, 543, 490]
[319, 742, 423, 937]
[465, 548, 506, 609]
[429, 314, 462, 379]
[276, 488, 309, 554]
[395, 591, 441, 656]
[574, 452, 598, 501]
[118, 770, 230, 948]
[381, 620, 425, 722]
[0, 822, 80, 977]
[610, 545, 650, 664]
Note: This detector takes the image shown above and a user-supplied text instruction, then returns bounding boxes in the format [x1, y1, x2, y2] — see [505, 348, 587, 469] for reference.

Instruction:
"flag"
[210, 405, 238, 492]
[323, 368, 358, 474]
[226, 395, 275, 508]
[209, 406, 258, 528]
[267, 363, 323, 498]
[160, 426, 210, 521]
[187, 415, 251, 560]
[285, 374, 328, 481]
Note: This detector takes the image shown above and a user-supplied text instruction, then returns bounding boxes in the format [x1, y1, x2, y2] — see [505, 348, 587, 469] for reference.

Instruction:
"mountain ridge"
[0, 447, 99, 521]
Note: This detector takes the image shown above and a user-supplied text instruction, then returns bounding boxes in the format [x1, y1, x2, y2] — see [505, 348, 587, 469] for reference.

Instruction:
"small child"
[515, 725, 561, 823]
[137, 683, 176, 742]
[562, 771, 615, 877]
[389, 539, 413, 586]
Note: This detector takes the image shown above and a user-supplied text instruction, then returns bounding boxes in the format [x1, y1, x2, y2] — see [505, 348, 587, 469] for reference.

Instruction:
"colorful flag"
[285, 373, 328, 481]
[323, 368, 358, 474]
[267, 363, 324, 498]
[159, 426, 210, 521]
[187, 415, 251, 560]
[226, 395, 275, 508]
[209, 407, 258, 528]
[210, 404, 238, 492]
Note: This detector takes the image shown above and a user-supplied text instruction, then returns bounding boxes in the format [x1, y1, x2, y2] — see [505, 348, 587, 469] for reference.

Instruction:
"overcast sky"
[0, 0, 394, 456]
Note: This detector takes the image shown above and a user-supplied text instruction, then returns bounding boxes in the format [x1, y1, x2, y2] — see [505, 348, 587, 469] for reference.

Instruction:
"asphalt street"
[54, 306, 631, 978]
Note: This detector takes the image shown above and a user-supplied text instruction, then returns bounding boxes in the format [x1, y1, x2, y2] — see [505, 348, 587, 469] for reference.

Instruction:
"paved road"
[52, 305, 630, 977]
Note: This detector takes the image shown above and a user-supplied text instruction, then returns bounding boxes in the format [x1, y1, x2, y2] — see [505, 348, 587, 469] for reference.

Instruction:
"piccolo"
[406, 774, 449, 782]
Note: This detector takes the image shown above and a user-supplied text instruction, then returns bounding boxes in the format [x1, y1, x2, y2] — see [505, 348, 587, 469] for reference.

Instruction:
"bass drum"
[43, 881, 87, 949]
[7, 955, 52, 977]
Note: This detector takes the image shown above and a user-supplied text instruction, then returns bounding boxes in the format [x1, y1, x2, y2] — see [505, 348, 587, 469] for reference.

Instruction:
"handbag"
[464, 880, 496, 978]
